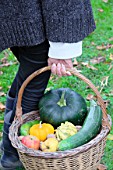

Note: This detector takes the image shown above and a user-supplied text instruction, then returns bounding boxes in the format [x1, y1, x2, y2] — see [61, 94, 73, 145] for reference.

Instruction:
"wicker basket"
[9, 66, 111, 170]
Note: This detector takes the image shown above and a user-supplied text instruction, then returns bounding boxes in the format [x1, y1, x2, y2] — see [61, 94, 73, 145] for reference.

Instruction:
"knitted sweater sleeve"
[41, 0, 96, 43]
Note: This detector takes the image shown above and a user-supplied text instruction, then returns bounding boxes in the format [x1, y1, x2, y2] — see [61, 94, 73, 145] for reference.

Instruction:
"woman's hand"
[48, 58, 73, 76]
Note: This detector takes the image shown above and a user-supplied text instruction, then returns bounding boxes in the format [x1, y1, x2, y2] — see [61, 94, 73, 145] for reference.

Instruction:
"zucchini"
[58, 100, 102, 151]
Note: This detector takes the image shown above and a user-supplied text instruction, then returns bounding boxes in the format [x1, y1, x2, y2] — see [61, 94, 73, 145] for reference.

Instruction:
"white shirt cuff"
[48, 41, 82, 59]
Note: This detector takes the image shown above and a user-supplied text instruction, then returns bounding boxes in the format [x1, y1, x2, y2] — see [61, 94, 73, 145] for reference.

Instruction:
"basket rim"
[9, 111, 111, 159]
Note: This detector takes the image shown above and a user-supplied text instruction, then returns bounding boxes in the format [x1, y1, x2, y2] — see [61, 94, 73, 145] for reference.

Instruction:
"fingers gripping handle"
[15, 66, 111, 130]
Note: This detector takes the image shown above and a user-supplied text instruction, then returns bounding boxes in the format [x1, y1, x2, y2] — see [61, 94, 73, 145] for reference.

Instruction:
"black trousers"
[0, 40, 51, 169]
[9, 39, 51, 121]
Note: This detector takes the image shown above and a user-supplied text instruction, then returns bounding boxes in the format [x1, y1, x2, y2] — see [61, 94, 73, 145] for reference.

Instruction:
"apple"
[21, 135, 40, 150]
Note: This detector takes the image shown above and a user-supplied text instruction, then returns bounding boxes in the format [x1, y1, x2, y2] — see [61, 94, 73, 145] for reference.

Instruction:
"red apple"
[21, 135, 40, 150]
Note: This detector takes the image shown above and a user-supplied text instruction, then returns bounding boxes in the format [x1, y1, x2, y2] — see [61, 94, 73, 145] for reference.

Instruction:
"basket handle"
[15, 66, 111, 129]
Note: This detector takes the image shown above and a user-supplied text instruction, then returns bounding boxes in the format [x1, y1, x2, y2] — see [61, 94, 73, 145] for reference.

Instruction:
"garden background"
[0, 0, 113, 169]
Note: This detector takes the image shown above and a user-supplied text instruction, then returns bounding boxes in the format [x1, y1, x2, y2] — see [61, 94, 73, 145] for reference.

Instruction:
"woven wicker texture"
[9, 66, 111, 170]
[19, 139, 106, 170]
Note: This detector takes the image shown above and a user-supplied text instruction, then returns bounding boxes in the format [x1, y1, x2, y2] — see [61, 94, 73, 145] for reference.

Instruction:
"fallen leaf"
[0, 61, 18, 68]
[109, 53, 113, 60]
[101, 76, 109, 86]
[97, 164, 107, 170]
[98, 8, 104, 12]
[96, 44, 113, 50]
[0, 132, 3, 138]
[0, 92, 6, 97]
[96, 56, 106, 63]
[106, 90, 113, 97]
[86, 94, 95, 100]
[8, 86, 11, 89]
[90, 57, 106, 64]
[91, 42, 95, 45]
[0, 86, 2, 90]
[49, 77, 53, 81]
[110, 90, 113, 96]
[100, 76, 109, 93]
[108, 64, 113, 71]
[104, 100, 110, 108]
[102, 0, 108, 3]
[46, 87, 52, 91]
[109, 37, 113, 41]
[1, 56, 8, 64]
[81, 62, 88, 66]
[0, 71, 3, 75]
[0, 63, 10, 67]
[73, 58, 78, 66]
[90, 58, 99, 64]
[0, 102, 5, 111]
[74, 68, 82, 73]
[0, 120, 4, 124]
[81, 62, 98, 70]
[107, 134, 113, 140]
[88, 65, 98, 70]
[96, 44, 106, 50]
[3, 51, 9, 57]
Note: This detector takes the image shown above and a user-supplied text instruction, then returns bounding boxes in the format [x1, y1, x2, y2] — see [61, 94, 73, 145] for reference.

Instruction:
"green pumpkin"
[38, 88, 87, 127]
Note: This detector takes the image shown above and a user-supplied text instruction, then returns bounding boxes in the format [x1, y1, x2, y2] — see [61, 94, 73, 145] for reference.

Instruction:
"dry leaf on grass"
[98, 8, 104, 12]
[0, 92, 6, 97]
[8, 86, 11, 89]
[1, 56, 8, 64]
[0, 102, 5, 111]
[90, 57, 106, 64]
[0, 61, 18, 68]
[102, 0, 108, 3]
[96, 44, 113, 50]
[46, 87, 52, 91]
[73, 58, 78, 66]
[0, 86, 3, 90]
[81, 62, 98, 70]
[110, 90, 113, 96]
[101, 76, 109, 86]
[105, 90, 113, 97]
[100, 76, 109, 93]
[97, 164, 107, 170]
[109, 37, 113, 41]
[86, 94, 95, 100]
[104, 100, 110, 108]
[0, 132, 3, 138]
[0, 120, 4, 124]
[91, 42, 95, 45]
[0, 71, 3, 75]
[109, 53, 113, 60]
[108, 64, 113, 71]
[0, 63, 10, 67]
[107, 134, 113, 140]
[3, 51, 9, 57]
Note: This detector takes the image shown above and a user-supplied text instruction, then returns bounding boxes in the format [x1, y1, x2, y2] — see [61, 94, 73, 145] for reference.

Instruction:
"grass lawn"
[0, 0, 113, 169]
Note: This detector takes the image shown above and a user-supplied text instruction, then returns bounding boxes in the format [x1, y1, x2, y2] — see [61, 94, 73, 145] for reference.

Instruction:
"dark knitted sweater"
[0, 0, 96, 52]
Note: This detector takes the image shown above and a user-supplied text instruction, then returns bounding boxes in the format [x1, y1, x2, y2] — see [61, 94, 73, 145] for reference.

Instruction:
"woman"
[0, 0, 95, 169]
